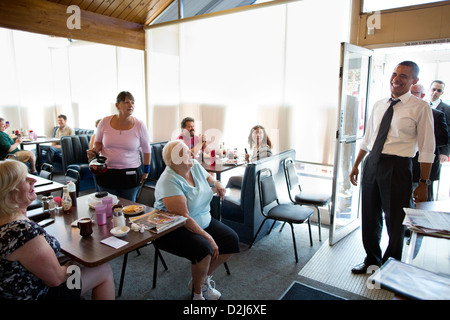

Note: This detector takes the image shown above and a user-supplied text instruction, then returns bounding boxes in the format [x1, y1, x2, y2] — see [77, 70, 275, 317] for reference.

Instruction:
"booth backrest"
[221, 149, 296, 244]
[60, 134, 92, 172]
[52, 126, 94, 137]
[148, 141, 168, 184]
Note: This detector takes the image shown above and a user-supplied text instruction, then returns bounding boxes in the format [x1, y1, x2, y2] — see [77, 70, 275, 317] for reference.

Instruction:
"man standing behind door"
[349, 61, 435, 274]
[428, 80, 450, 164]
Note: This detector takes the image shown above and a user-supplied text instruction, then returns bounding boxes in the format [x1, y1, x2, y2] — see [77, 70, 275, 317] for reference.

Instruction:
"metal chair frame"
[249, 168, 313, 263]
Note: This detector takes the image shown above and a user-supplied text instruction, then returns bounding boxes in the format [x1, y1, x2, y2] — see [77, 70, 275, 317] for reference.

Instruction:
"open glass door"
[329, 42, 373, 245]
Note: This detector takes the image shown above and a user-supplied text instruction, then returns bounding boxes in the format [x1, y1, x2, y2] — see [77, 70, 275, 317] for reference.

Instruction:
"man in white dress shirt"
[349, 61, 435, 274]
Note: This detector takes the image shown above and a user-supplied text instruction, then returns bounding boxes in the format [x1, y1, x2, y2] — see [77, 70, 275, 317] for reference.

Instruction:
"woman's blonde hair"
[162, 140, 191, 167]
[0, 160, 28, 219]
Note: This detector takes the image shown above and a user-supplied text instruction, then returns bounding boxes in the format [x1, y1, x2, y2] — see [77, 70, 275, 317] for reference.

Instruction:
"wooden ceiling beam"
[0, 0, 145, 50]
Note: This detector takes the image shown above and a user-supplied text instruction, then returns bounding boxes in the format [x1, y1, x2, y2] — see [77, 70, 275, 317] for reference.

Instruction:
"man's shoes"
[351, 263, 369, 274]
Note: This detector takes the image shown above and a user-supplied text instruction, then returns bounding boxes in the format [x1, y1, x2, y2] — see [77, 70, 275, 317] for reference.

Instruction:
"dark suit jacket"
[412, 107, 448, 181]
[436, 101, 450, 157]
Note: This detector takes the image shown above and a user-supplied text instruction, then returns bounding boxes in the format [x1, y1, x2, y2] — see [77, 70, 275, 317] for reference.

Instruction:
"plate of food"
[223, 159, 238, 166]
[123, 204, 145, 216]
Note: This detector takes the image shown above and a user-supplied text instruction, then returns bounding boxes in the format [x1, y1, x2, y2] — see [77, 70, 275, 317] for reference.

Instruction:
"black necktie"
[370, 98, 400, 163]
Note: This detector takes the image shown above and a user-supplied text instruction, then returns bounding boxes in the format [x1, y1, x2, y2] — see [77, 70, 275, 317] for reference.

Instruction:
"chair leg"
[315, 205, 322, 241]
[118, 252, 128, 297]
[224, 262, 231, 275]
[153, 247, 159, 288]
[289, 223, 299, 263]
[157, 248, 168, 271]
[249, 218, 268, 248]
[152, 246, 168, 288]
[268, 220, 277, 234]
[307, 219, 313, 246]
[280, 221, 286, 232]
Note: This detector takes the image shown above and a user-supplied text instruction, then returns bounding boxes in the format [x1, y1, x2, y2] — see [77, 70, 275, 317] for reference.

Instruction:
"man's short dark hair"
[431, 80, 446, 88]
[181, 117, 195, 129]
[398, 61, 420, 79]
[58, 114, 67, 121]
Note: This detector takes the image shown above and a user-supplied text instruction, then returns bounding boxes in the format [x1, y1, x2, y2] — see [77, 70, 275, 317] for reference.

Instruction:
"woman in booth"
[88, 91, 151, 201]
[244, 125, 272, 162]
[0, 160, 115, 300]
[154, 140, 240, 300]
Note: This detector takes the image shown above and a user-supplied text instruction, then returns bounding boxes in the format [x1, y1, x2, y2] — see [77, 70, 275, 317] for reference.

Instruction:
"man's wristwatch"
[419, 179, 431, 185]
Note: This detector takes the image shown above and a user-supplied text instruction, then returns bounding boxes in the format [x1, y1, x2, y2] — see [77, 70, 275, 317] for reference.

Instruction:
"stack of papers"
[403, 208, 450, 238]
[369, 258, 450, 300]
[129, 210, 186, 234]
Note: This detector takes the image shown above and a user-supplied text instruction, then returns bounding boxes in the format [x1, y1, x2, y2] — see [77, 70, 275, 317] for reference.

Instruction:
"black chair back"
[258, 168, 279, 210]
[284, 158, 300, 192]
[39, 163, 54, 181]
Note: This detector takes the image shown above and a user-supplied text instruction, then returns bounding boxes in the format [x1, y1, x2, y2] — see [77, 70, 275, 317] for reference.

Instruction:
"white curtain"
[146, 0, 351, 164]
[0, 28, 146, 138]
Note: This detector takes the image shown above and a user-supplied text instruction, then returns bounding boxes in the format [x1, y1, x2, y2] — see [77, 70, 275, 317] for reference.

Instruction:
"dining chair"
[283, 158, 331, 241]
[39, 163, 54, 180]
[249, 168, 314, 263]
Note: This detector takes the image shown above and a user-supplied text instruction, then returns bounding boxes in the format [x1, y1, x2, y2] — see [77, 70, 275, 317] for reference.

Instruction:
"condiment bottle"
[62, 186, 72, 214]
[48, 196, 56, 214]
[42, 196, 49, 212]
[113, 206, 126, 227]
[67, 181, 77, 207]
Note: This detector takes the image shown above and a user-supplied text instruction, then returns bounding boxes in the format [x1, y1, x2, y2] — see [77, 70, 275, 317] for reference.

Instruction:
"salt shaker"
[113, 206, 126, 227]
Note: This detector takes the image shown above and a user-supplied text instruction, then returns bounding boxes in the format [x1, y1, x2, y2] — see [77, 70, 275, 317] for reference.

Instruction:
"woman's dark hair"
[116, 91, 134, 104]
[248, 125, 272, 149]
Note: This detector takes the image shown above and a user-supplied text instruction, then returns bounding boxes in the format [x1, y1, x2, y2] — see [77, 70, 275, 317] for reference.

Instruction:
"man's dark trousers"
[361, 154, 412, 267]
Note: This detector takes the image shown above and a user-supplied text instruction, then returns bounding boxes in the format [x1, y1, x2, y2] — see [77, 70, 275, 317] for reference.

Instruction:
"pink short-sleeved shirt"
[95, 115, 151, 169]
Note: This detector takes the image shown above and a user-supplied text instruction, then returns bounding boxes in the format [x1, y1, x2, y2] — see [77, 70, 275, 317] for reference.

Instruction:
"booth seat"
[60, 134, 95, 191]
[221, 149, 295, 245]
[43, 127, 95, 172]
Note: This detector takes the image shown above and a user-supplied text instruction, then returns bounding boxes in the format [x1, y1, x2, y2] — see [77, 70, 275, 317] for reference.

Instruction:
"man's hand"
[349, 166, 359, 186]
[413, 183, 428, 202]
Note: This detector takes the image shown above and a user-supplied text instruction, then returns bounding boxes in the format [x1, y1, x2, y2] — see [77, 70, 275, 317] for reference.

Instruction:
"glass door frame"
[329, 42, 373, 246]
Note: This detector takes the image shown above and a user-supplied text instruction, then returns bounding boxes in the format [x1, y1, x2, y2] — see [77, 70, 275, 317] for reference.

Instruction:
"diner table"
[200, 157, 246, 181]
[44, 193, 186, 296]
[21, 137, 60, 169]
[32, 174, 65, 195]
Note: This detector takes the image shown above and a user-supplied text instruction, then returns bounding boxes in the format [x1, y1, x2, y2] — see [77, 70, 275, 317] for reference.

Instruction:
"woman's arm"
[206, 174, 226, 200]
[162, 195, 218, 260]
[7, 235, 69, 287]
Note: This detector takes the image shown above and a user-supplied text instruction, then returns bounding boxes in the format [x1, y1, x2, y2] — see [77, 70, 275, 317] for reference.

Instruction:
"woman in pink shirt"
[89, 91, 151, 201]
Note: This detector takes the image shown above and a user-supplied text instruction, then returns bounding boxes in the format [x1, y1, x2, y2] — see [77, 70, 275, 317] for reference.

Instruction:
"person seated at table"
[0, 117, 38, 174]
[154, 140, 240, 300]
[0, 160, 115, 300]
[42, 114, 74, 165]
[244, 124, 273, 162]
[178, 116, 210, 157]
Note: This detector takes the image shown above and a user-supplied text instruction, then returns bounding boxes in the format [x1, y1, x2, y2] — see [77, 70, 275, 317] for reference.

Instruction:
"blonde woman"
[0, 160, 115, 300]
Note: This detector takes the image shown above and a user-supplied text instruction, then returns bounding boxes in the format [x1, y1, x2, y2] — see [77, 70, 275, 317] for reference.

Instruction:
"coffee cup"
[78, 218, 93, 237]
